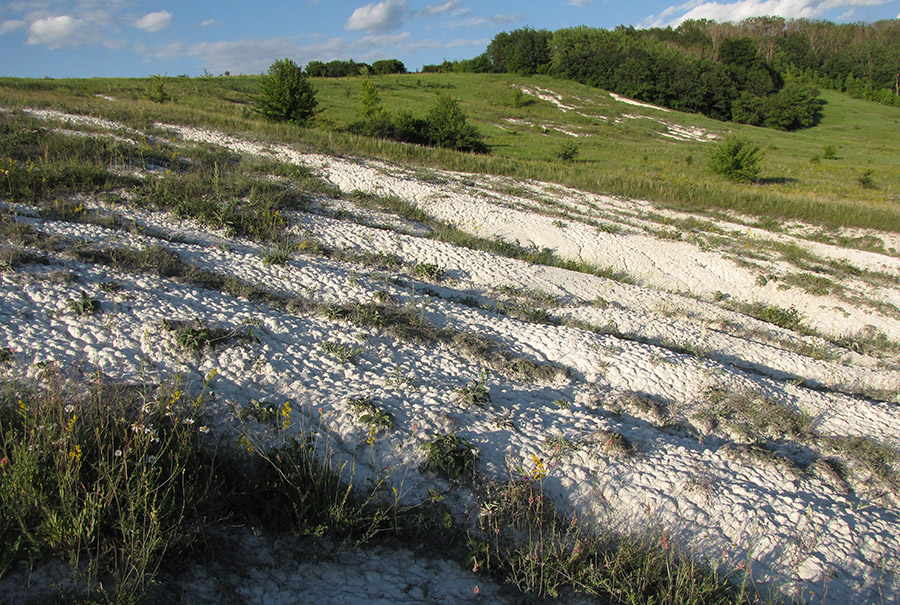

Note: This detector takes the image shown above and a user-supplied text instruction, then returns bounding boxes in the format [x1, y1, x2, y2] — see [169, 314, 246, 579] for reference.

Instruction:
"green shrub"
[146, 74, 171, 104]
[554, 141, 579, 163]
[253, 58, 318, 125]
[425, 93, 488, 153]
[708, 135, 763, 183]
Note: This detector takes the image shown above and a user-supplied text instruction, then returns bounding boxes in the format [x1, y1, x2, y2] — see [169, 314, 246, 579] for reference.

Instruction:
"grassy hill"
[2, 72, 899, 234]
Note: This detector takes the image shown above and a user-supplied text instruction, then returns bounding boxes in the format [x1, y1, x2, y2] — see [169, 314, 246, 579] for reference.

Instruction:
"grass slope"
[1, 73, 899, 233]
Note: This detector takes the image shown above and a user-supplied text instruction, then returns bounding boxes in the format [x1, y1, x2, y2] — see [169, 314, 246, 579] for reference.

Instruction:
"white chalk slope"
[2, 108, 899, 603]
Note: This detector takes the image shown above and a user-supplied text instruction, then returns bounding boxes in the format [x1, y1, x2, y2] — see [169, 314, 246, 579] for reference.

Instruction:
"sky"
[1, 0, 899, 78]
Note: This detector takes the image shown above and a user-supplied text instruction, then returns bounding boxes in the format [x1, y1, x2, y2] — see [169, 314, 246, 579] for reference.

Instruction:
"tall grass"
[0, 365, 412, 602]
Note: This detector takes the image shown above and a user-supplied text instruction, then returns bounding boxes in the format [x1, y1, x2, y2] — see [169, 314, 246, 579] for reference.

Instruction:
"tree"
[708, 135, 763, 182]
[357, 78, 385, 121]
[349, 78, 394, 138]
[762, 80, 824, 130]
[304, 60, 327, 77]
[425, 94, 487, 153]
[487, 27, 552, 74]
[371, 59, 406, 75]
[146, 74, 171, 103]
[253, 59, 317, 124]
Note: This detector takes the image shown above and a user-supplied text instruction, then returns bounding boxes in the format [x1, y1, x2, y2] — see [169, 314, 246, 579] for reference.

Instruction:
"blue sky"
[2, 0, 898, 78]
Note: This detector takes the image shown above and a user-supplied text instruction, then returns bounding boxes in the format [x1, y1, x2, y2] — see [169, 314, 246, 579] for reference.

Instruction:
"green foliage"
[357, 78, 385, 121]
[0, 369, 210, 601]
[253, 58, 318, 124]
[858, 169, 876, 189]
[412, 261, 444, 281]
[456, 368, 491, 407]
[146, 74, 171, 104]
[708, 135, 763, 183]
[554, 141, 579, 163]
[371, 59, 406, 75]
[487, 27, 553, 75]
[760, 80, 824, 130]
[421, 433, 479, 479]
[320, 340, 362, 363]
[164, 318, 213, 353]
[305, 59, 371, 78]
[347, 396, 394, 429]
[471, 479, 740, 602]
[479, 22, 837, 129]
[238, 399, 279, 425]
[262, 242, 294, 265]
[425, 93, 488, 153]
[743, 303, 806, 332]
[66, 290, 100, 316]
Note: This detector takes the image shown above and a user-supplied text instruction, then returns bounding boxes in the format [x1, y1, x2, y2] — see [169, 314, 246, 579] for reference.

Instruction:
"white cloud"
[354, 31, 411, 48]
[27, 15, 89, 48]
[185, 37, 345, 74]
[448, 13, 520, 27]
[567, 0, 590, 6]
[642, 0, 893, 27]
[179, 28, 489, 75]
[418, 0, 466, 16]
[200, 19, 221, 27]
[0, 19, 26, 35]
[134, 10, 172, 32]
[346, 0, 408, 33]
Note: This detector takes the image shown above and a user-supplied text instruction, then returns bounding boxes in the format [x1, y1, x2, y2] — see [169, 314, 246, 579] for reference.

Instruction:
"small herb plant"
[413, 262, 444, 282]
[456, 368, 491, 407]
[320, 340, 362, 363]
[238, 399, 279, 425]
[421, 433, 479, 480]
[347, 395, 394, 429]
[66, 290, 100, 316]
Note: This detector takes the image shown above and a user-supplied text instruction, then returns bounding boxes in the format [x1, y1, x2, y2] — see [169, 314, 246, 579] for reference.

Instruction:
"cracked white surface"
[2, 109, 900, 604]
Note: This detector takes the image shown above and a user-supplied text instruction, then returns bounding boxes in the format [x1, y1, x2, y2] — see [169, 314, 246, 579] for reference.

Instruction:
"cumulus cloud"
[200, 19, 221, 27]
[27, 15, 90, 48]
[0, 19, 26, 35]
[346, 0, 408, 33]
[567, 0, 590, 6]
[642, 0, 893, 27]
[134, 10, 172, 32]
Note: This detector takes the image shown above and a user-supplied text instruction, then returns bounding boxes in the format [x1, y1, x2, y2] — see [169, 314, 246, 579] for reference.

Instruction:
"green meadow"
[2, 72, 898, 233]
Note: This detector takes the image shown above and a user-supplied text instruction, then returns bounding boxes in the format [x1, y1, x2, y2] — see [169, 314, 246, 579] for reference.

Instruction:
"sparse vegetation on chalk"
[1, 69, 899, 605]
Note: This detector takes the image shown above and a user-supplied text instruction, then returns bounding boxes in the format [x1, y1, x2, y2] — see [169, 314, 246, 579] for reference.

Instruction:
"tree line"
[436, 18, 900, 129]
[303, 59, 407, 78]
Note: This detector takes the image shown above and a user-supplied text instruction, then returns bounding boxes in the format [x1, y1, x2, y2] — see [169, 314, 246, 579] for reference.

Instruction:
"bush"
[425, 93, 488, 153]
[146, 74, 171, 104]
[762, 81, 824, 130]
[708, 135, 763, 183]
[253, 58, 318, 124]
[554, 141, 579, 163]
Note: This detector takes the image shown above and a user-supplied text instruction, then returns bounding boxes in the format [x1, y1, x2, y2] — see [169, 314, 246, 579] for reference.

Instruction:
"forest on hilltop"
[420, 18, 900, 131]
